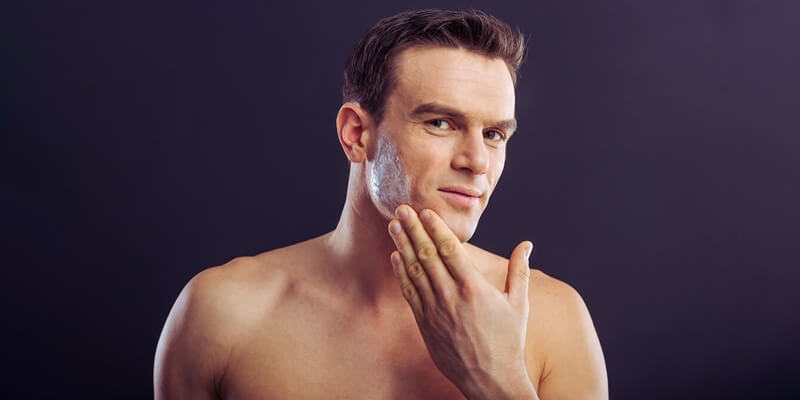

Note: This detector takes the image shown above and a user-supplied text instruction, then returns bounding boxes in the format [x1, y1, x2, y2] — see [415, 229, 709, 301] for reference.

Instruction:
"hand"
[387, 205, 536, 400]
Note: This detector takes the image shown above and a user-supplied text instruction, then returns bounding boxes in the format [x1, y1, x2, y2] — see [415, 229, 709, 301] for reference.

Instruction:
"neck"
[323, 167, 408, 313]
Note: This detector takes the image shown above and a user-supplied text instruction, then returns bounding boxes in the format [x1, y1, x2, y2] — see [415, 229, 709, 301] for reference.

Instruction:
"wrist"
[461, 367, 539, 400]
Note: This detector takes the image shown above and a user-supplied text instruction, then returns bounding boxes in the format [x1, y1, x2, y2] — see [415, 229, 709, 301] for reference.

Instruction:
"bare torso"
[192, 233, 552, 400]
[154, 228, 608, 400]
[210, 234, 548, 400]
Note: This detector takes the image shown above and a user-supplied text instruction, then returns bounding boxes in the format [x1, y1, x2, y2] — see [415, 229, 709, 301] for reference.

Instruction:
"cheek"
[369, 137, 411, 214]
[488, 153, 506, 188]
[400, 148, 442, 198]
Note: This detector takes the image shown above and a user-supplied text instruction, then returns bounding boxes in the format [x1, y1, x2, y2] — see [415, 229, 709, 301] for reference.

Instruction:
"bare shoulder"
[462, 243, 593, 321]
[464, 243, 608, 399]
[184, 254, 291, 330]
[192, 234, 327, 311]
[154, 243, 308, 399]
[527, 269, 608, 400]
[462, 243, 573, 300]
[528, 269, 587, 320]
[462, 244, 582, 311]
[177, 234, 331, 339]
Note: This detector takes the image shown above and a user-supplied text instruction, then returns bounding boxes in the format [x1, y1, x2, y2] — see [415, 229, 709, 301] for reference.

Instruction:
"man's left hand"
[387, 204, 537, 400]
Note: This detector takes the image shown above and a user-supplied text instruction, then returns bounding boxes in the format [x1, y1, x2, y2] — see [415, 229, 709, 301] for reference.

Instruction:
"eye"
[484, 129, 507, 142]
[428, 119, 453, 130]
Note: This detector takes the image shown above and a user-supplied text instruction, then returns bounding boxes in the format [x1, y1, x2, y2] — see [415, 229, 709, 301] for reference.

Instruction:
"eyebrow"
[410, 102, 517, 133]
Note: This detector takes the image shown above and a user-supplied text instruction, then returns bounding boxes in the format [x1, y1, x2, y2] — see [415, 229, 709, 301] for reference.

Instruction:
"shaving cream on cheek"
[368, 135, 411, 219]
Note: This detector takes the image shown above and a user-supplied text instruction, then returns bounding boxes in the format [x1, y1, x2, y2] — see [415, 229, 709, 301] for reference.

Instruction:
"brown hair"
[342, 9, 526, 123]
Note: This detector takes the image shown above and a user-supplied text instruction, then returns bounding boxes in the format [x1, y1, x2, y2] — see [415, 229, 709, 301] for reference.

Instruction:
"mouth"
[438, 186, 483, 197]
[438, 187, 482, 209]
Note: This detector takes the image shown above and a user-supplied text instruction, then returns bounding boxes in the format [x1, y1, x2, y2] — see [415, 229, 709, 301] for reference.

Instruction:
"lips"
[438, 187, 481, 209]
[438, 186, 483, 198]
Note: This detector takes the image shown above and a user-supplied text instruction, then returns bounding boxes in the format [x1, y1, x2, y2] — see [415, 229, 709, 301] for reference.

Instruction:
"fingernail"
[389, 221, 402, 235]
[390, 253, 402, 277]
[396, 206, 408, 219]
[525, 242, 534, 259]
[420, 209, 432, 223]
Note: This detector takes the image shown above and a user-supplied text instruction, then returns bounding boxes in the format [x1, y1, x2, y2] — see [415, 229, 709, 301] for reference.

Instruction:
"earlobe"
[336, 102, 371, 163]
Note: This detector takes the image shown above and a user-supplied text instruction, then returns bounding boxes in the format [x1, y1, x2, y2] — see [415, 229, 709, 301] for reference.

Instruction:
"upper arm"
[154, 267, 234, 400]
[527, 273, 608, 400]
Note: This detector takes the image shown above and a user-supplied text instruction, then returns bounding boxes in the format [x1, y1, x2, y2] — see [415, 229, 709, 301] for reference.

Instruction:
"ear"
[336, 102, 373, 163]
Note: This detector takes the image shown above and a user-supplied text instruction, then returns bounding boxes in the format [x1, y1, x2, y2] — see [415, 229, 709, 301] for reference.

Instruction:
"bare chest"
[220, 315, 467, 400]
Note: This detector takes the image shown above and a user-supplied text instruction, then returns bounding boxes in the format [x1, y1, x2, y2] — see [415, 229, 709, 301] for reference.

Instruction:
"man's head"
[337, 9, 525, 242]
[342, 9, 525, 125]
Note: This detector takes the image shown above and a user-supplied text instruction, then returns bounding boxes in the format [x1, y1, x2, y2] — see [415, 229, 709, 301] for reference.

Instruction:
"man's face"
[365, 46, 517, 242]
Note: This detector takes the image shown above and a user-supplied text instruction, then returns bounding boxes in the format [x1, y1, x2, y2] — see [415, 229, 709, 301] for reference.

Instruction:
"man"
[154, 9, 607, 400]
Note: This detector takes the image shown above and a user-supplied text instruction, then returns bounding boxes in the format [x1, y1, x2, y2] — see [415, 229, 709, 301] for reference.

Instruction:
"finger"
[388, 219, 436, 312]
[505, 241, 533, 311]
[391, 250, 424, 321]
[418, 208, 483, 284]
[395, 205, 457, 300]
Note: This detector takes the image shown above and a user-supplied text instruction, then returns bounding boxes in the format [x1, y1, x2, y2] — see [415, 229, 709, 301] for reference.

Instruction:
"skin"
[388, 205, 536, 399]
[154, 46, 608, 399]
[368, 134, 410, 218]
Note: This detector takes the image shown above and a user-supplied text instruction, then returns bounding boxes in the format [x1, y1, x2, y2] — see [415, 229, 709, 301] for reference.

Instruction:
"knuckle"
[438, 239, 458, 258]
[417, 246, 437, 261]
[408, 261, 425, 278]
[459, 281, 479, 299]
[401, 283, 416, 300]
[438, 290, 457, 311]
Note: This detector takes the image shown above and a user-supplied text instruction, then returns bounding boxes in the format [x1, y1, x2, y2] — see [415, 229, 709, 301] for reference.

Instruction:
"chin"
[373, 193, 480, 242]
[430, 206, 480, 243]
[447, 216, 479, 242]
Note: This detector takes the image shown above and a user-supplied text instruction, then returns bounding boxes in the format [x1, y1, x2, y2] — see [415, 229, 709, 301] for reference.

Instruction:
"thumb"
[505, 241, 533, 310]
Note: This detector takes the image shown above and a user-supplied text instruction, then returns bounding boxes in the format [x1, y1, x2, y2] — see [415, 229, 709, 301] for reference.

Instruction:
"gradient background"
[3, 1, 799, 398]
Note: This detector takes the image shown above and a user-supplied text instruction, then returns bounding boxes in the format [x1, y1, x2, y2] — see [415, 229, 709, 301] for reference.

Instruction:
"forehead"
[389, 46, 516, 121]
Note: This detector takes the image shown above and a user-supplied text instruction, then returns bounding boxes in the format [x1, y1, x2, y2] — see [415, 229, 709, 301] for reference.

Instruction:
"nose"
[451, 129, 489, 175]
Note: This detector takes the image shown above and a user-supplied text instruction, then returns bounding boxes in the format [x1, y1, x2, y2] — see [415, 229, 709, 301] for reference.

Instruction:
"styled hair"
[342, 9, 526, 123]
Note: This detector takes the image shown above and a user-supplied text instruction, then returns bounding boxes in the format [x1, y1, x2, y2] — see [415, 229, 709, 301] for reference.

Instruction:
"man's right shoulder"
[183, 233, 329, 328]
[183, 253, 292, 329]
[154, 253, 293, 398]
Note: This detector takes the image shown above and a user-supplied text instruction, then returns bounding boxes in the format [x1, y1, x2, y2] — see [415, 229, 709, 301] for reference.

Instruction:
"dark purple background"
[3, 1, 799, 398]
